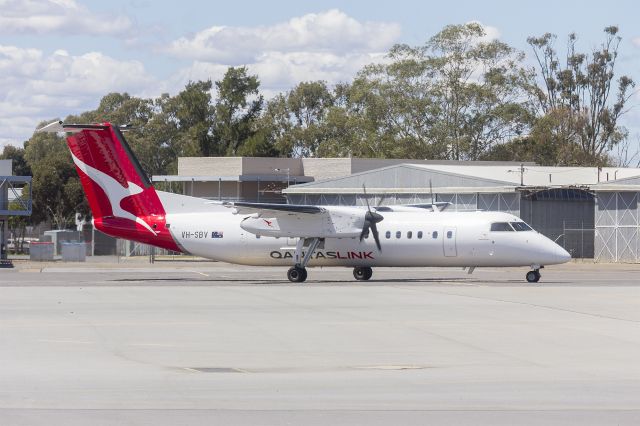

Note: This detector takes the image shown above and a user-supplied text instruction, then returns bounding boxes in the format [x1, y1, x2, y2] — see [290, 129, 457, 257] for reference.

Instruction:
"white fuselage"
[160, 192, 569, 268]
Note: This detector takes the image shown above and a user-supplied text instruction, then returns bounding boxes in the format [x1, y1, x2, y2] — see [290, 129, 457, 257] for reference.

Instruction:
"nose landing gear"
[525, 266, 542, 283]
[525, 270, 540, 283]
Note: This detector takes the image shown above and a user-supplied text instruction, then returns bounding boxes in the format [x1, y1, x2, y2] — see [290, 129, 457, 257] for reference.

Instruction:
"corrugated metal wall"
[595, 192, 639, 262]
[520, 193, 595, 259]
[287, 192, 519, 215]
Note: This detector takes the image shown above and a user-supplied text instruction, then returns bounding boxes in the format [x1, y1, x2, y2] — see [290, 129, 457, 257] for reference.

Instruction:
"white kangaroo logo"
[71, 152, 157, 235]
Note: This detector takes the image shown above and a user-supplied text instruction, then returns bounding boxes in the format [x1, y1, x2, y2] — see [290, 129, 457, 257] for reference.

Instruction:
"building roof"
[283, 163, 640, 194]
[412, 164, 640, 186]
[157, 156, 537, 184]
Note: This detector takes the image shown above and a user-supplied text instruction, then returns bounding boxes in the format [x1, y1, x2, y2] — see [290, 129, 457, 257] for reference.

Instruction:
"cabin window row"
[373, 231, 440, 240]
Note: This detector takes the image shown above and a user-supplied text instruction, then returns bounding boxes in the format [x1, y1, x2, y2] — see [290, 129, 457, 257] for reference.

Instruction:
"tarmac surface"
[1, 258, 640, 425]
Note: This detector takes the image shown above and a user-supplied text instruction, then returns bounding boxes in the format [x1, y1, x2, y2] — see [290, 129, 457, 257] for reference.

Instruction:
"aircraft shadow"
[109, 277, 558, 285]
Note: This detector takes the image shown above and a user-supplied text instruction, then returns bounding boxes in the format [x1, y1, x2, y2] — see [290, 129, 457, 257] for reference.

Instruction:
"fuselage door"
[443, 227, 457, 257]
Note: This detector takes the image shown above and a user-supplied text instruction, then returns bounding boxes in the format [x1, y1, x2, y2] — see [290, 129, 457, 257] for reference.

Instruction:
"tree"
[329, 23, 534, 160]
[23, 128, 88, 229]
[213, 67, 263, 156]
[253, 94, 292, 156]
[0, 145, 31, 176]
[423, 23, 534, 160]
[527, 26, 635, 165]
[285, 81, 334, 156]
[167, 81, 215, 157]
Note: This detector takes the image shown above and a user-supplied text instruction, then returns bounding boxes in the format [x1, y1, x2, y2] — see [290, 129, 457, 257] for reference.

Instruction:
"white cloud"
[165, 9, 401, 64]
[0, 0, 133, 36]
[163, 10, 400, 95]
[1, 9, 403, 148]
[0, 45, 156, 148]
[167, 51, 389, 98]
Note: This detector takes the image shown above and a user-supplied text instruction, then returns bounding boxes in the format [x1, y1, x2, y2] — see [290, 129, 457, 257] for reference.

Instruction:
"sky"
[1, 0, 639, 153]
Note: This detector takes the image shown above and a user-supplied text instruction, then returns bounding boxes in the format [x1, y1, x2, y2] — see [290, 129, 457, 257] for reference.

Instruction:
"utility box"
[42, 230, 82, 256]
[61, 242, 87, 262]
[30, 242, 54, 261]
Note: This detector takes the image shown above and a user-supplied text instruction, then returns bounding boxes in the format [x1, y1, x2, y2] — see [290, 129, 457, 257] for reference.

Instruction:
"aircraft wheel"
[287, 266, 307, 283]
[526, 270, 541, 283]
[353, 266, 373, 281]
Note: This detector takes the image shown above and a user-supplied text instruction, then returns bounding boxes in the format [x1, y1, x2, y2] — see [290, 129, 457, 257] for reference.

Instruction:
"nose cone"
[534, 235, 572, 265]
[555, 245, 571, 264]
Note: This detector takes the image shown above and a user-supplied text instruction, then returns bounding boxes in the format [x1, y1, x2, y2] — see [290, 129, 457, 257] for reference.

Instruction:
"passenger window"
[432, 231, 438, 239]
[407, 231, 412, 239]
[385, 231, 391, 239]
[417, 231, 423, 239]
[490, 222, 514, 232]
[510, 222, 533, 231]
[396, 231, 401, 239]
[447, 231, 453, 239]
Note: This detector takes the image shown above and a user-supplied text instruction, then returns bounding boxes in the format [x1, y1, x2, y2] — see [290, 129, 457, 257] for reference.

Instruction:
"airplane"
[38, 121, 571, 283]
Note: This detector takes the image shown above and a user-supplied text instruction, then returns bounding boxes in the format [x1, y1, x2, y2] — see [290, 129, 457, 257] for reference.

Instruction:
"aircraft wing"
[223, 201, 326, 215]
[375, 202, 451, 212]
[221, 201, 367, 239]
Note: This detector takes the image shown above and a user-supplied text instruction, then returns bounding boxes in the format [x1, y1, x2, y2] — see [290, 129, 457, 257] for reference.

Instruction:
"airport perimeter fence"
[557, 220, 595, 259]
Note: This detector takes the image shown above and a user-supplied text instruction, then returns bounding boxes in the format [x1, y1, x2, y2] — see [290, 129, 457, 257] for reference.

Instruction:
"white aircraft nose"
[556, 245, 571, 263]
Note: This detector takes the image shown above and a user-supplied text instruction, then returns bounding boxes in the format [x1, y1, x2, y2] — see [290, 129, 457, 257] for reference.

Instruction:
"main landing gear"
[287, 266, 307, 283]
[286, 237, 321, 283]
[526, 265, 543, 283]
[353, 266, 373, 281]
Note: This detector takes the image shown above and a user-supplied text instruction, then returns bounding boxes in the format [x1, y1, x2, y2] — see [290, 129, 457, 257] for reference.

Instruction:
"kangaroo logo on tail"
[37, 121, 182, 253]
[70, 151, 157, 235]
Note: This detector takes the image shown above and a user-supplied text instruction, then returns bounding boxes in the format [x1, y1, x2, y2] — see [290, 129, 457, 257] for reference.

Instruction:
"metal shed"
[593, 177, 640, 262]
[285, 163, 640, 261]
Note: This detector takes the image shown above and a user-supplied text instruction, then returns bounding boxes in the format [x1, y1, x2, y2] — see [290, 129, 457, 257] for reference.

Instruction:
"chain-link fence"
[559, 220, 595, 259]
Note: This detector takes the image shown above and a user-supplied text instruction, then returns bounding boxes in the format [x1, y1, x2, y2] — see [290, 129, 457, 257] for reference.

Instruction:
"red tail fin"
[39, 121, 181, 252]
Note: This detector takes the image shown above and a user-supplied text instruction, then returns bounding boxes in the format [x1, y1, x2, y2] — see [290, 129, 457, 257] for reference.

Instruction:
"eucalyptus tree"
[212, 67, 263, 156]
[23, 127, 88, 229]
[336, 23, 534, 160]
[527, 26, 635, 165]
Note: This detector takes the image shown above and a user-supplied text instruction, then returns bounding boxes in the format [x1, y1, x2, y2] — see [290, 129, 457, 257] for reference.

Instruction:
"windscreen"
[490, 222, 514, 231]
[510, 222, 533, 231]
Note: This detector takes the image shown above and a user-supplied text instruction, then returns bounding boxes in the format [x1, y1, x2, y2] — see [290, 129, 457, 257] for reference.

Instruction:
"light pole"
[274, 168, 290, 189]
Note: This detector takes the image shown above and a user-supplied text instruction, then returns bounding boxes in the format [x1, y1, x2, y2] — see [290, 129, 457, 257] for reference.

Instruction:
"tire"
[353, 267, 373, 281]
[526, 270, 540, 283]
[287, 266, 307, 283]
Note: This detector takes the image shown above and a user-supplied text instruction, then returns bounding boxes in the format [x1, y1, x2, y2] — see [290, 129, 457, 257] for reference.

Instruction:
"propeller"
[359, 185, 384, 251]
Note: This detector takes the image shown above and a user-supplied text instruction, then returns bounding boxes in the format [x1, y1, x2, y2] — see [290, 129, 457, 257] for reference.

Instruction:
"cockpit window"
[490, 222, 514, 232]
[510, 222, 533, 231]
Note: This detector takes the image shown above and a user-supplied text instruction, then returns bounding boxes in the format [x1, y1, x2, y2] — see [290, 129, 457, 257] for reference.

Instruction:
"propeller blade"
[359, 220, 370, 242]
[361, 184, 383, 251]
[370, 220, 382, 251]
[362, 184, 372, 212]
[368, 211, 383, 223]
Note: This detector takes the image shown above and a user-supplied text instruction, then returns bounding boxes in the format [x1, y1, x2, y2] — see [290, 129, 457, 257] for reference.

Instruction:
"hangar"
[281, 163, 640, 262]
[157, 157, 640, 262]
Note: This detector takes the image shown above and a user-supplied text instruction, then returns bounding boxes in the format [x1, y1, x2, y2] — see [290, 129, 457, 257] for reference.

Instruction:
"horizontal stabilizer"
[37, 121, 110, 134]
